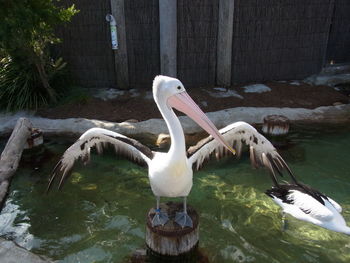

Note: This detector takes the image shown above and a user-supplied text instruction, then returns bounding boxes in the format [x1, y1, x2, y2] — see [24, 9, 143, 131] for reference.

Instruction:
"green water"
[0, 125, 349, 263]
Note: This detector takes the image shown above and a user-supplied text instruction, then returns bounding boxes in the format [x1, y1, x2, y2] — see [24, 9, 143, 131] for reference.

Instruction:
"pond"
[0, 124, 349, 263]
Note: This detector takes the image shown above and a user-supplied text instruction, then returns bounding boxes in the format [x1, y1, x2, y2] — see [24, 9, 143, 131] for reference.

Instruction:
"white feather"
[287, 190, 333, 221]
[189, 121, 285, 172]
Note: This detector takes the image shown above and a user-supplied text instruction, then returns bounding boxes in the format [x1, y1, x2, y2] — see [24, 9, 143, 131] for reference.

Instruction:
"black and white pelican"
[266, 178, 350, 235]
[48, 75, 292, 228]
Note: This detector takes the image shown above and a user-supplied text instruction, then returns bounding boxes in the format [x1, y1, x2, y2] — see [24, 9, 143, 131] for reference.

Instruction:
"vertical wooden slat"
[111, 0, 129, 89]
[159, 0, 177, 77]
[217, 0, 235, 86]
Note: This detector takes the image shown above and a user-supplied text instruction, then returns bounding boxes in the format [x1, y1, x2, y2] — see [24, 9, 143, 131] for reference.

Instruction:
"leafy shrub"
[0, 0, 78, 111]
[0, 56, 69, 111]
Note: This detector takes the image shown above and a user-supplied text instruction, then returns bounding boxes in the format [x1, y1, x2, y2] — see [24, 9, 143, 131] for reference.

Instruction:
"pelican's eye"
[177, 86, 181, 90]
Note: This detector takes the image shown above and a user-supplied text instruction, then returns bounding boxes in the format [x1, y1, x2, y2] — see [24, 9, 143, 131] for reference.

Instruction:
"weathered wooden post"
[145, 202, 199, 262]
[262, 115, 290, 148]
[216, 0, 235, 86]
[262, 115, 290, 136]
[159, 0, 177, 77]
[110, 0, 129, 89]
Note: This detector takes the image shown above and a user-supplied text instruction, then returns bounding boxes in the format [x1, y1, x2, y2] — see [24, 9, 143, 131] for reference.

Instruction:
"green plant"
[0, 0, 78, 111]
[0, 55, 70, 111]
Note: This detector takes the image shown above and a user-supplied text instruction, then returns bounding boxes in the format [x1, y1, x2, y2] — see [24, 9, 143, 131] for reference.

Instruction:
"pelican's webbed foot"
[175, 211, 193, 228]
[152, 209, 169, 227]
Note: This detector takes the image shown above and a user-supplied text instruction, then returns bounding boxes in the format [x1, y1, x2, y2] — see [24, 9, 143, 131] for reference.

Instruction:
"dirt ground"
[37, 82, 349, 123]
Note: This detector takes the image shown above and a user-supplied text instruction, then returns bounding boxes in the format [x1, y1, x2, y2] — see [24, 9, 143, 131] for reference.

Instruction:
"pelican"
[48, 75, 292, 228]
[265, 176, 350, 235]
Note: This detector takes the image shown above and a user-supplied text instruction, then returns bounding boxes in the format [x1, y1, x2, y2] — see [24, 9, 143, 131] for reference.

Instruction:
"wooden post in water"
[262, 115, 290, 148]
[262, 115, 290, 136]
[145, 202, 199, 262]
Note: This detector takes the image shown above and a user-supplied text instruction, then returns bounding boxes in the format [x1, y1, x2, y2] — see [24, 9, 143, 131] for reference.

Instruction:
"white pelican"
[48, 75, 292, 228]
[266, 179, 350, 235]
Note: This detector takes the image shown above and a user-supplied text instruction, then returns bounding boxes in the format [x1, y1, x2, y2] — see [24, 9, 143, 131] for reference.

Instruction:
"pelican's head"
[152, 75, 185, 105]
[152, 75, 235, 155]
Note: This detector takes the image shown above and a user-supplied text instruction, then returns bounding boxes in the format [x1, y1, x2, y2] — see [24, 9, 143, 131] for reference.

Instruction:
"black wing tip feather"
[46, 160, 62, 193]
[265, 185, 294, 205]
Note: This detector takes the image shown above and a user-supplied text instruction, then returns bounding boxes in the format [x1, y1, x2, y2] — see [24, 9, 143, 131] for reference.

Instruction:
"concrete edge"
[0, 105, 349, 139]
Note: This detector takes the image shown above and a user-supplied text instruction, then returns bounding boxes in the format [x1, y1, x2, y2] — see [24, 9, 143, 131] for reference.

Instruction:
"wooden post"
[110, 0, 129, 89]
[262, 115, 290, 136]
[216, 0, 235, 86]
[0, 118, 33, 208]
[262, 115, 290, 148]
[159, 0, 177, 77]
[145, 202, 199, 260]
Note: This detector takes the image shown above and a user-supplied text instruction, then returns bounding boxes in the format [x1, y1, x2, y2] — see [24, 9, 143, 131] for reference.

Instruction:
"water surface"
[0, 124, 349, 262]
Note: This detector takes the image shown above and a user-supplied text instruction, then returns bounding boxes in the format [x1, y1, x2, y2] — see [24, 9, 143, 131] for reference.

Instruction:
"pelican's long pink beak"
[168, 91, 235, 154]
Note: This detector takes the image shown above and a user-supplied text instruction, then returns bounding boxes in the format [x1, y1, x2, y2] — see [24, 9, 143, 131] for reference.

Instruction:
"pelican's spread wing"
[48, 128, 154, 190]
[188, 121, 293, 180]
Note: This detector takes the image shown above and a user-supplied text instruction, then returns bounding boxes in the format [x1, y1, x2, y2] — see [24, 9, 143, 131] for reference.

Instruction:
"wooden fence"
[55, 0, 350, 89]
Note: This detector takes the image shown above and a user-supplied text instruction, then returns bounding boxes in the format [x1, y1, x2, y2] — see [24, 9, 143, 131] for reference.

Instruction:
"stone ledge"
[0, 105, 349, 140]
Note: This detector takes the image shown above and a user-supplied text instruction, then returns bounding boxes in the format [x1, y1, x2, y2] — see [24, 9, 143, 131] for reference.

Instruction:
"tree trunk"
[0, 118, 33, 208]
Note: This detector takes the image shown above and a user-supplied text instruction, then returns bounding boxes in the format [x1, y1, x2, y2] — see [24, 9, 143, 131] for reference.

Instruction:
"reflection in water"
[0, 125, 349, 262]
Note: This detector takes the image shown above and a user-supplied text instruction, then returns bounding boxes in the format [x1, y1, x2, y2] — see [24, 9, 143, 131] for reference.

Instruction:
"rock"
[129, 89, 140, 98]
[213, 87, 227, 92]
[90, 88, 125, 101]
[0, 238, 53, 263]
[289, 80, 301, 86]
[304, 73, 350, 87]
[333, 102, 344, 106]
[206, 88, 243, 99]
[242, 84, 271, 93]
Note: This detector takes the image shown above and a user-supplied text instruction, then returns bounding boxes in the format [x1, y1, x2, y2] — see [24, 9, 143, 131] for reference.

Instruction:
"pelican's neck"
[157, 100, 186, 158]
